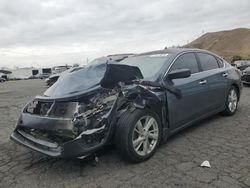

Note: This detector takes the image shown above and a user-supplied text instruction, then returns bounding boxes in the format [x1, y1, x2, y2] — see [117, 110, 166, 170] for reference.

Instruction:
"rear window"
[216, 58, 224, 68]
[197, 53, 219, 71]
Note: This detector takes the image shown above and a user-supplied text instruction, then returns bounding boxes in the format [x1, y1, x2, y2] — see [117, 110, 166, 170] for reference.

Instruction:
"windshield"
[44, 58, 109, 97]
[119, 54, 169, 79]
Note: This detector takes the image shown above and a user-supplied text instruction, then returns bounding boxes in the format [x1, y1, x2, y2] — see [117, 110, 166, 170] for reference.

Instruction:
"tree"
[232, 55, 242, 62]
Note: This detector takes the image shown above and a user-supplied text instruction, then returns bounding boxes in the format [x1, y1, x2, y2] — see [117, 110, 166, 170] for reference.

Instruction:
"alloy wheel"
[228, 89, 238, 113]
[132, 116, 159, 156]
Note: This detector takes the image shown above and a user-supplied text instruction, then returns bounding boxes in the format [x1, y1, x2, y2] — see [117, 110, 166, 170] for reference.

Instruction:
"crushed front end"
[10, 88, 119, 158]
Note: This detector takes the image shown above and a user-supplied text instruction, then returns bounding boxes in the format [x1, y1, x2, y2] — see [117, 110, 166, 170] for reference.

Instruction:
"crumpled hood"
[100, 63, 143, 89]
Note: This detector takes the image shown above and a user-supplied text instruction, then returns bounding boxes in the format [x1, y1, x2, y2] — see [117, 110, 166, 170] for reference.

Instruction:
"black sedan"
[10, 48, 242, 163]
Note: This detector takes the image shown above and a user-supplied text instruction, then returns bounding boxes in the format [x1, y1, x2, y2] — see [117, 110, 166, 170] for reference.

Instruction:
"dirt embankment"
[184, 28, 250, 61]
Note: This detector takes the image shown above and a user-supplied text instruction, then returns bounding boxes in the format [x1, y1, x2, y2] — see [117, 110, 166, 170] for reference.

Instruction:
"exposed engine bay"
[19, 88, 118, 144]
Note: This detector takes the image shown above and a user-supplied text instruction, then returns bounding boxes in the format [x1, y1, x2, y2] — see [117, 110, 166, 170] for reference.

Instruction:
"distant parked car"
[45, 65, 76, 86]
[242, 67, 250, 85]
[31, 68, 52, 79]
[231, 60, 250, 71]
[0, 77, 6, 83]
[45, 73, 61, 86]
[38, 73, 51, 79]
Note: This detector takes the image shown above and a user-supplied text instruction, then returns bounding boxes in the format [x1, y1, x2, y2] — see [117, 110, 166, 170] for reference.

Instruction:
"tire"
[222, 86, 239, 116]
[115, 109, 162, 163]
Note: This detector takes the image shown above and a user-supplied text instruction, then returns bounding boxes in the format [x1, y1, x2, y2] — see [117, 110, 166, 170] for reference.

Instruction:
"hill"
[184, 28, 250, 61]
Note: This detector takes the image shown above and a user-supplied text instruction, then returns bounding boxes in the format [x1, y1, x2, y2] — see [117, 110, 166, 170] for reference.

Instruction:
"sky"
[0, 0, 250, 69]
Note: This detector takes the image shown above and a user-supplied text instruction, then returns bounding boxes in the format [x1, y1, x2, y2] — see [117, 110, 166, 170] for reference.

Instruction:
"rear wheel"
[115, 109, 162, 163]
[222, 86, 239, 115]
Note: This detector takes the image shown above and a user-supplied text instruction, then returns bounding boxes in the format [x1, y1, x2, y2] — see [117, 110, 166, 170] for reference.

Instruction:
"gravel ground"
[0, 79, 249, 188]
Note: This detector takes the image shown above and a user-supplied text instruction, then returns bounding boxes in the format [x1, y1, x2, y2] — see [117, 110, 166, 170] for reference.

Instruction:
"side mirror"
[167, 69, 191, 80]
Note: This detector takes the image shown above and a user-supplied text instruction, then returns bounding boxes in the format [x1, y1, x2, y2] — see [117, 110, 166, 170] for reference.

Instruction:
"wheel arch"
[134, 102, 169, 141]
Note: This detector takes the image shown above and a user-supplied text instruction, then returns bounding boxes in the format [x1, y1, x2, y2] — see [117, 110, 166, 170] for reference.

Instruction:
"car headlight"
[24, 100, 77, 118]
[72, 92, 118, 136]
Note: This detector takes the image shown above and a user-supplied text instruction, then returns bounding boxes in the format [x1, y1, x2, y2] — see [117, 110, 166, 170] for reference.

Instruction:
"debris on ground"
[201, 160, 211, 168]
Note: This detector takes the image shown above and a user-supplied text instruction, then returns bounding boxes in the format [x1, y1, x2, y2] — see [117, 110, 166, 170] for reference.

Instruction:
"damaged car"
[11, 48, 242, 162]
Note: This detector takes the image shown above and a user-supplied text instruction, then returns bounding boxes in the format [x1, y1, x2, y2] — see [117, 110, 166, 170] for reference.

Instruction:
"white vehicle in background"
[30, 68, 52, 79]
[0, 69, 12, 82]
[52, 66, 70, 74]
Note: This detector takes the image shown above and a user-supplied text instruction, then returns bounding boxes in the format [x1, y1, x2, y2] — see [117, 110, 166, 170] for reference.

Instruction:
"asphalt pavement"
[0, 80, 249, 188]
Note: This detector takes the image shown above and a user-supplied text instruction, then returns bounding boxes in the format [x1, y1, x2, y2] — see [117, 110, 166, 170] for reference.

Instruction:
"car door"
[166, 52, 211, 130]
[196, 52, 228, 110]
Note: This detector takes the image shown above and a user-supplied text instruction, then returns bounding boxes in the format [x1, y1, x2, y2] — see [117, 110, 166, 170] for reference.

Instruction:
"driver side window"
[169, 53, 199, 74]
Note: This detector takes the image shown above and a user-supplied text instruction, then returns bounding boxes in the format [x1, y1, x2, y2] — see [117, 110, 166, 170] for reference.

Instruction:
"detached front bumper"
[10, 113, 110, 158]
[10, 129, 108, 158]
[11, 130, 62, 157]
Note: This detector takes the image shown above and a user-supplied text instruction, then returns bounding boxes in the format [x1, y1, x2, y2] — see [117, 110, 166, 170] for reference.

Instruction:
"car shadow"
[163, 113, 224, 144]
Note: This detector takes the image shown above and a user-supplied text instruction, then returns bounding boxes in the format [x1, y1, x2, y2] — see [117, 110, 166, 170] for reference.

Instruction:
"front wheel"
[115, 109, 162, 163]
[222, 86, 239, 116]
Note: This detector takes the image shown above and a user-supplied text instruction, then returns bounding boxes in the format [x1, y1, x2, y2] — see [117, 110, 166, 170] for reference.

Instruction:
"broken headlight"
[72, 92, 118, 136]
[25, 100, 77, 118]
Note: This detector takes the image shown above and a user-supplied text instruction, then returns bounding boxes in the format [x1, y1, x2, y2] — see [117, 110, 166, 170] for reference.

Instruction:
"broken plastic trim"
[75, 125, 106, 139]
[100, 63, 143, 89]
[132, 80, 182, 99]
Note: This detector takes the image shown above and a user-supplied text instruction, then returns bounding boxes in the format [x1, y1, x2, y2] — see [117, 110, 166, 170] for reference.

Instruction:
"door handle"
[222, 72, 228, 77]
[199, 80, 207, 85]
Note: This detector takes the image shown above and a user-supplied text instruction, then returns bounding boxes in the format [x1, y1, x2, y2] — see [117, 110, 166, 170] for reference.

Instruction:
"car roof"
[106, 53, 136, 62]
[137, 48, 215, 56]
